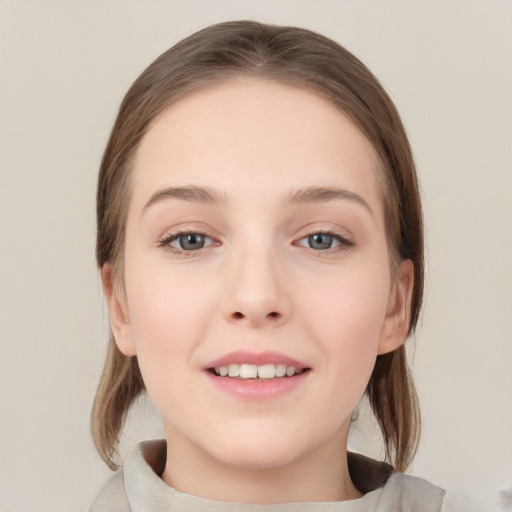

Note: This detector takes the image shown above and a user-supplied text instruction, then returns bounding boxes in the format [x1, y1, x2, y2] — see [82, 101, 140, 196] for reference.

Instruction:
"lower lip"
[204, 371, 310, 400]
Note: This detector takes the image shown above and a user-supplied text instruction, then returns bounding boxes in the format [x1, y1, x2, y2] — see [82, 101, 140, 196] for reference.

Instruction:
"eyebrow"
[285, 186, 374, 216]
[142, 184, 373, 216]
[143, 185, 229, 212]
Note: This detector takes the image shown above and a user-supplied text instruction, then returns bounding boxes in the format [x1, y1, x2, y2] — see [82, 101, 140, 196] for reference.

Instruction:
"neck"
[161, 427, 362, 504]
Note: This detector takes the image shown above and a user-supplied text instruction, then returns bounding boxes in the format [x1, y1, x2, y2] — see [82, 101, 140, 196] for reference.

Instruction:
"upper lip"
[204, 350, 309, 370]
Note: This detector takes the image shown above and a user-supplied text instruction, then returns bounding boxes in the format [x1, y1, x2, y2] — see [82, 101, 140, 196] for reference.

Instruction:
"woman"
[90, 20, 462, 511]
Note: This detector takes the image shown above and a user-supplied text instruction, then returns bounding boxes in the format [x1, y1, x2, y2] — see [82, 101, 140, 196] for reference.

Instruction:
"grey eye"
[172, 233, 212, 251]
[296, 232, 349, 251]
[307, 233, 335, 250]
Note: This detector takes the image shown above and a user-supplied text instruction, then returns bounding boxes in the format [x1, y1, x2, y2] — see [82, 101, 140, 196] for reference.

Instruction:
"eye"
[160, 231, 215, 252]
[296, 231, 352, 251]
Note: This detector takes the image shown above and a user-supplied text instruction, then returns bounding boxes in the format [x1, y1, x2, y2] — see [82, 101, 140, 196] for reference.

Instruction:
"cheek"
[299, 266, 390, 389]
[123, 259, 217, 389]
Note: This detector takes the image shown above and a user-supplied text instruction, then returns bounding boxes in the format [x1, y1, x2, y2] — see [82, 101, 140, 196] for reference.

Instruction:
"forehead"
[130, 78, 383, 214]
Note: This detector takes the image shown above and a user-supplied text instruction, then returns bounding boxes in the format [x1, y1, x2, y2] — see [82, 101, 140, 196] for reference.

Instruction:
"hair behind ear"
[91, 336, 145, 469]
[366, 346, 420, 472]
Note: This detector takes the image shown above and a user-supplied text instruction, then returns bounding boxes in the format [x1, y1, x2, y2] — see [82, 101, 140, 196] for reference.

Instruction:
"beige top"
[90, 439, 446, 512]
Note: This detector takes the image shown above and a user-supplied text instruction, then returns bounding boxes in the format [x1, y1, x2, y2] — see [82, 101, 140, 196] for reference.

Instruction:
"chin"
[213, 443, 303, 471]
[203, 423, 316, 471]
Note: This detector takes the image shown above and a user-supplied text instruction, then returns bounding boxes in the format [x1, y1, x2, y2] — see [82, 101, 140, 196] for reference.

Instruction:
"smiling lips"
[206, 351, 310, 382]
[212, 363, 305, 379]
[205, 352, 310, 399]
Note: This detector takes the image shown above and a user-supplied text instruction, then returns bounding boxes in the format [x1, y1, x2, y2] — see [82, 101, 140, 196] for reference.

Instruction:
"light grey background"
[1, 1, 511, 510]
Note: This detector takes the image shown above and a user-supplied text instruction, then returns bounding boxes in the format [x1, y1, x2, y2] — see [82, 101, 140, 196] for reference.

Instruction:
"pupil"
[180, 234, 205, 250]
[309, 233, 332, 250]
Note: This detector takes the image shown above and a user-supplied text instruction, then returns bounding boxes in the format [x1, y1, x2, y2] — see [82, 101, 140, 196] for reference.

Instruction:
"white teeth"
[214, 363, 304, 379]
[257, 364, 275, 379]
[275, 363, 287, 377]
[239, 364, 258, 378]
[228, 364, 239, 377]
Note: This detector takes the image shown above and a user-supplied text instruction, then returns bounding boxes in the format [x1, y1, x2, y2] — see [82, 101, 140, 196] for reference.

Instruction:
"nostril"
[231, 311, 280, 320]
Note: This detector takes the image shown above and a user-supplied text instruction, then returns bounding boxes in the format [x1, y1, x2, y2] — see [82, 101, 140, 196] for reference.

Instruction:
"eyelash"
[158, 229, 216, 256]
[296, 230, 353, 253]
[157, 229, 353, 255]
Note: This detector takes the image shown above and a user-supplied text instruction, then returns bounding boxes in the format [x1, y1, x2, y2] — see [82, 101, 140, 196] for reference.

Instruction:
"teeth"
[215, 366, 228, 377]
[257, 364, 275, 379]
[214, 363, 304, 379]
[275, 364, 287, 377]
[239, 364, 258, 378]
[228, 364, 239, 377]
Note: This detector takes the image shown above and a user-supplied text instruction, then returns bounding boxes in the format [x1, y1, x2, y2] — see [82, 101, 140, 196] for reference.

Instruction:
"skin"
[103, 78, 414, 503]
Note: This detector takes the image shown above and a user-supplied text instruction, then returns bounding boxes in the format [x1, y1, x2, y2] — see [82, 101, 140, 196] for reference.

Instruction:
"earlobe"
[101, 264, 137, 357]
[377, 259, 414, 355]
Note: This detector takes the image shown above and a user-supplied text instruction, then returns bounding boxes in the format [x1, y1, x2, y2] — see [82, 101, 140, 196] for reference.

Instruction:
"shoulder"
[384, 474, 487, 511]
[88, 469, 130, 512]
[88, 440, 166, 512]
[378, 472, 446, 511]
[348, 451, 446, 511]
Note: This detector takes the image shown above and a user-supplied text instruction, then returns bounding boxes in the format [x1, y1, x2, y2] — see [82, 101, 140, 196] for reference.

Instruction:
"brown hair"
[92, 20, 423, 472]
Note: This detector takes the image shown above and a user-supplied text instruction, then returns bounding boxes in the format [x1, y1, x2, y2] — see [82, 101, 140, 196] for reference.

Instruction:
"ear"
[101, 264, 137, 357]
[377, 259, 414, 355]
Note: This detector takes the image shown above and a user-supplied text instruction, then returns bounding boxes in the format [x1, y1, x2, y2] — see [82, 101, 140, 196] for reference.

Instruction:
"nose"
[222, 245, 291, 328]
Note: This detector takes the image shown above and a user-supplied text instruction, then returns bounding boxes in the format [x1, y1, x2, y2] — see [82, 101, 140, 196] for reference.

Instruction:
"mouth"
[203, 351, 311, 398]
[208, 363, 310, 379]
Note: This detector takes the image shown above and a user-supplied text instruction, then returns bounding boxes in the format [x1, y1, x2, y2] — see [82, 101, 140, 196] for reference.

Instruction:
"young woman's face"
[107, 79, 412, 472]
